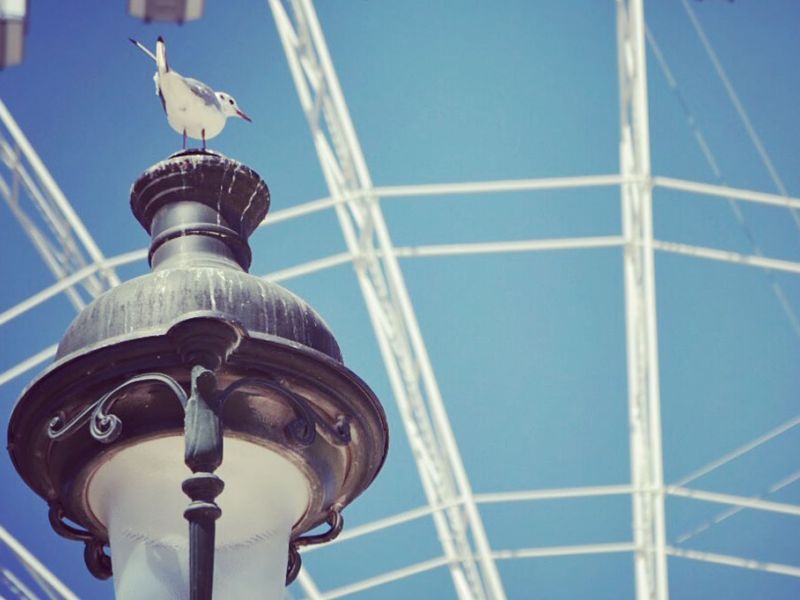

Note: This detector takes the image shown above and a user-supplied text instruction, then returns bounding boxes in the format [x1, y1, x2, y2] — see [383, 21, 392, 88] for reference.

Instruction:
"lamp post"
[7, 150, 389, 599]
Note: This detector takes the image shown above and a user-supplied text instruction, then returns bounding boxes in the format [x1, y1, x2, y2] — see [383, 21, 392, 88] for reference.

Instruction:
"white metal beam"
[679, 0, 800, 231]
[269, 1, 507, 597]
[0, 344, 57, 387]
[1, 568, 39, 600]
[666, 487, 800, 517]
[646, 27, 800, 337]
[254, 173, 800, 231]
[0, 526, 78, 600]
[319, 543, 639, 600]
[653, 240, 800, 275]
[0, 99, 120, 292]
[321, 556, 452, 600]
[258, 195, 338, 228]
[393, 236, 624, 259]
[675, 470, 800, 544]
[0, 247, 146, 332]
[261, 252, 353, 283]
[306, 485, 636, 554]
[0, 171, 86, 311]
[0, 235, 624, 335]
[305, 498, 467, 553]
[490, 542, 636, 561]
[475, 484, 635, 505]
[295, 570, 324, 600]
[672, 415, 800, 488]
[654, 177, 800, 212]
[617, 1, 669, 598]
[373, 174, 631, 198]
[666, 546, 800, 579]
[0, 264, 97, 328]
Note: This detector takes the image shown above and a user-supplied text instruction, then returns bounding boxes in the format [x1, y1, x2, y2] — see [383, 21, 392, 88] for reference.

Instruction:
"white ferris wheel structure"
[0, 0, 799, 598]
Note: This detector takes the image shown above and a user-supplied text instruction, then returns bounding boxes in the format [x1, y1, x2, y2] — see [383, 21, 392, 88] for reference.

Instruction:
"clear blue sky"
[1, 1, 799, 598]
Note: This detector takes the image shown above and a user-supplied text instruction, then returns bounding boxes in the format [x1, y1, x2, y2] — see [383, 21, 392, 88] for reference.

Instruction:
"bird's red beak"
[236, 110, 252, 123]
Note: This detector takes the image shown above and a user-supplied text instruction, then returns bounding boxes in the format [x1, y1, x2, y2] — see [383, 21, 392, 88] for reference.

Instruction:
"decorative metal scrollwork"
[46, 369, 353, 588]
[285, 503, 344, 585]
[218, 377, 352, 447]
[47, 373, 188, 443]
[49, 504, 112, 580]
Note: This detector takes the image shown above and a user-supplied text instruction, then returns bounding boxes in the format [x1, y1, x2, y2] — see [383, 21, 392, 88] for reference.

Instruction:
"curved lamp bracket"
[46, 373, 189, 580]
[48, 503, 112, 580]
[45, 367, 354, 591]
[285, 503, 344, 585]
[47, 373, 188, 443]
[218, 377, 351, 447]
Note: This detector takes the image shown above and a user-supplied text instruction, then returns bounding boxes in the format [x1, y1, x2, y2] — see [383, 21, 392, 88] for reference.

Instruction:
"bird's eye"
[229, 99, 234, 105]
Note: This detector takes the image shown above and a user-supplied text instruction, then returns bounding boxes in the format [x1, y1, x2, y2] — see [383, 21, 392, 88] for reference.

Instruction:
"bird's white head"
[217, 92, 252, 122]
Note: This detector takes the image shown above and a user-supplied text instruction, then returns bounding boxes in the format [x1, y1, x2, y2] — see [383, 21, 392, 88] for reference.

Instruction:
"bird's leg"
[182, 130, 187, 150]
[202, 129, 206, 151]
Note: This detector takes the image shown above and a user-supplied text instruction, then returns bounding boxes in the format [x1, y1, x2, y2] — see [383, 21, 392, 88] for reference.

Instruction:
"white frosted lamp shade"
[87, 436, 310, 599]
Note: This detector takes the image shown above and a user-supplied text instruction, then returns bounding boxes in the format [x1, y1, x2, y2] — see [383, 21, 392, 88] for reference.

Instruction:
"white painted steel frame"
[617, 1, 669, 598]
[294, 480, 800, 598]
[269, 1, 506, 597]
[0, 171, 86, 311]
[679, 0, 799, 229]
[0, 526, 78, 600]
[1, 0, 799, 597]
[0, 99, 120, 303]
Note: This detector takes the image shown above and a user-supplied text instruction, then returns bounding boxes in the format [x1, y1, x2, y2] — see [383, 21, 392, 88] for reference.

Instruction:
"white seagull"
[130, 36, 251, 150]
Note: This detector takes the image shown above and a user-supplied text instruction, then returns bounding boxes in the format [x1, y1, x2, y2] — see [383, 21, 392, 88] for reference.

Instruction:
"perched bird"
[129, 36, 251, 150]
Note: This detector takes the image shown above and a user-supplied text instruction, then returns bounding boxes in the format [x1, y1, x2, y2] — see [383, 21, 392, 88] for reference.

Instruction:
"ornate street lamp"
[0, 0, 28, 69]
[8, 150, 389, 599]
[127, 0, 204, 24]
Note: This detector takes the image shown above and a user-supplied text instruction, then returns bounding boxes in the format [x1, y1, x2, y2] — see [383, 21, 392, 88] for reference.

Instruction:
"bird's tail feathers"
[128, 38, 157, 62]
[156, 36, 170, 74]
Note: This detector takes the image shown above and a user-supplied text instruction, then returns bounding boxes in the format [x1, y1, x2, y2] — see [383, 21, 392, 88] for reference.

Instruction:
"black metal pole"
[183, 365, 224, 600]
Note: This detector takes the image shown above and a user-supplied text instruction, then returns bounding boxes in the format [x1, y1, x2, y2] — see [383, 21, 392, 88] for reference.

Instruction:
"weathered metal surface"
[56, 267, 343, 363]
[59, 149, 340, 362]
[8, 150, 388, 588]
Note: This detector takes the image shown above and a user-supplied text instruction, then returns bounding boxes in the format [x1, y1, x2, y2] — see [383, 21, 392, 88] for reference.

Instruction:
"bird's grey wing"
[183, 77, 221, 109]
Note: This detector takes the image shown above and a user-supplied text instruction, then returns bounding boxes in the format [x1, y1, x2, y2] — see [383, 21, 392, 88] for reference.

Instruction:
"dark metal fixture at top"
[8, 150, 389, 599]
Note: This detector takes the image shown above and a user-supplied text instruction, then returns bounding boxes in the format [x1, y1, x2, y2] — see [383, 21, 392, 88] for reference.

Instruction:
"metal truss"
[0, 99, 119, 311]
[1, 1, 800, 598]
[2, 177, 800, 600]
[0, 99, 120, 600]
[0, 525, 78, 600]
[617, 0, 669, 598]
[269, 0, 507, 598]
